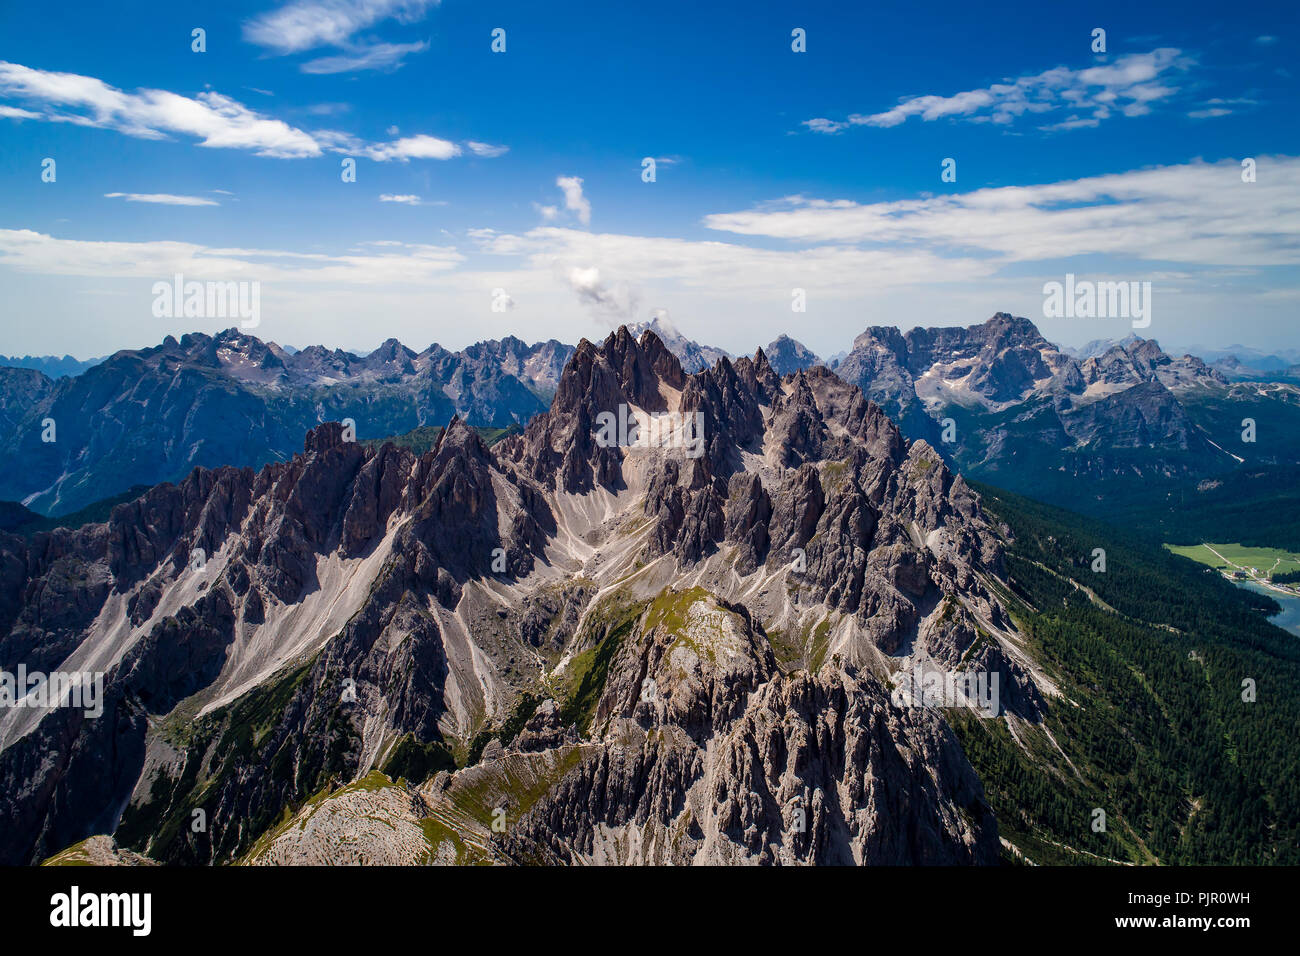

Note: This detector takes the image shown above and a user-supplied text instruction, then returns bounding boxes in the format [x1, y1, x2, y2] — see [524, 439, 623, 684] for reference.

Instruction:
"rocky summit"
[0, 327, 1049, 866]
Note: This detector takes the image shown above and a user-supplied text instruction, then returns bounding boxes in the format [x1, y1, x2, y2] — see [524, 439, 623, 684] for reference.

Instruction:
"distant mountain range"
[0, 353, 104, 378]
[3, 314, 1297, 522]
[0, 330, 573, 516]
[830, 314, 1300, 513]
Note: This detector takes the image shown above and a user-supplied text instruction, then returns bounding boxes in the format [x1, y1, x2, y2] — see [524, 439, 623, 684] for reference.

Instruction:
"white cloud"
[0, 61, 506, 163]
[805, 49, 1190, 133]
[301, 40, 428, 74]
[243, 0, 436, 54]
[0, 61, 322, 157]
[378, 194, 422, 204]
[105, 192, 219, 206]
[1188, 107, 1232, 119]
[533, 203, 559, 221]
[364, 134, 460, 161]
[0, 230, 463, 284]
[467, 141, 509, 158]
[6, 157, 1298, 357]
[556, 175, 591, 225]
[702, 156, 1300, 268]
[802, 117, 846, 134]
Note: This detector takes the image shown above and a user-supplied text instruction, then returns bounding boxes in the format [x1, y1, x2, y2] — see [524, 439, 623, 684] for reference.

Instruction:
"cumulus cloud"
[363, 134, 461, 161]
[104, 192, 219, 206]
[805, 49, 1191, 133]
[556, 176, 591, 225]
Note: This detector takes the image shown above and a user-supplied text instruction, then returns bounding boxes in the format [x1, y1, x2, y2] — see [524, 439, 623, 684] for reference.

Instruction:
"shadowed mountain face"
[0, 327, 1048, 866]
[0, 330, 574, 517]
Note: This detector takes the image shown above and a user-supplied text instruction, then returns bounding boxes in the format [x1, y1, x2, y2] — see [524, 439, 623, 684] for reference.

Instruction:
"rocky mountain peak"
[763, 334, 821, 375]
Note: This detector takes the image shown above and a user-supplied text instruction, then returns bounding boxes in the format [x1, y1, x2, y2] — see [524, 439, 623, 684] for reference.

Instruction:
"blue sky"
[0, 0, 1297, 359]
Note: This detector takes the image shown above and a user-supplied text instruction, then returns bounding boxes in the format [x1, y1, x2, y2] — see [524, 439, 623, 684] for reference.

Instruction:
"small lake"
[1235, 580, 1300, 637]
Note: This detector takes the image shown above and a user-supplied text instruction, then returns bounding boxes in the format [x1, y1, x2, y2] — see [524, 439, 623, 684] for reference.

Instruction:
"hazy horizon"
[2, 310, 1295, 368]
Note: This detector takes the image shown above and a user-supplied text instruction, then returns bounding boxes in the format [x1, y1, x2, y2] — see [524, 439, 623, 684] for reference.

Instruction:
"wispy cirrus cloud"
[702, 156, 1300, 268]
[805, 48, 1191, 134]
[0, 229, 463, 284]
[104, 192, 219, 206]
[378, 193, 444, 205]
[467, 141, 509, 158]
[244, 0, 437, 74]
[301, 40, 429, 74]
[0, 61, 506, 162]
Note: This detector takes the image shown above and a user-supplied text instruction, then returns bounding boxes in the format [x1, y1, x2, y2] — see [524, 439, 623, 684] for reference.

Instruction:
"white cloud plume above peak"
[805, 48, 1191, 133]
[556, 176, 591, 225]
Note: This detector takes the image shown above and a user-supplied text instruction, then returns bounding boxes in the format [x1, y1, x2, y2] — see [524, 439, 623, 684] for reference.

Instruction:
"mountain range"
[0, 330, 573, 516]
[3, 325, 1297, 867]
[5, 314, 1298, 530]
[829, 314, 1300, 513]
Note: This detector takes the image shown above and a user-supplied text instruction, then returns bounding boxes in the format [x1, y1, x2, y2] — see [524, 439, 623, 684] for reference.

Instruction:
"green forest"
[953, 483, 1300, 865]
